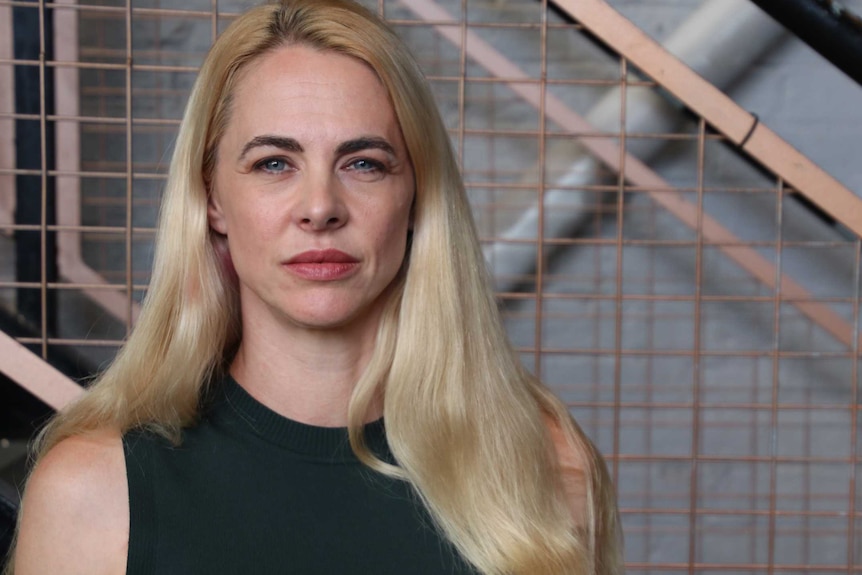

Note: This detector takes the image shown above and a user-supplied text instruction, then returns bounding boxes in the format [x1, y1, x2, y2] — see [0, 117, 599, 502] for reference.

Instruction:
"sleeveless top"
[123, 375, 478, 575]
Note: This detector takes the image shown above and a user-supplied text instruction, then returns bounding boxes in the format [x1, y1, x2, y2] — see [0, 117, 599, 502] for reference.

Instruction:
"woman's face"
[208, 45, 414, 332]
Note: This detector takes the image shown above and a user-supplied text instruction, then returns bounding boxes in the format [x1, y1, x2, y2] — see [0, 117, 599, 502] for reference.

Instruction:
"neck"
[231, 308, 384, 428]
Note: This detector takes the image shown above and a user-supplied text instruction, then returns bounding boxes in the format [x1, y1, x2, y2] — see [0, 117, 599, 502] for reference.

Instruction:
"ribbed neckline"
[211, 374, 389, 462]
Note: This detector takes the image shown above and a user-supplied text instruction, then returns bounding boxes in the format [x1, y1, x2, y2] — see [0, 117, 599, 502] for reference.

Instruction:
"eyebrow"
[238, 134, 397, 162]
[335, 137, 396, 158]
[239, 135, 303, 161]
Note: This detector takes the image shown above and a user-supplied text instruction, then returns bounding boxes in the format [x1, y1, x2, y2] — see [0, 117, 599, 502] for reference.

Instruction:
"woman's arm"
[12, 430, 128, 575]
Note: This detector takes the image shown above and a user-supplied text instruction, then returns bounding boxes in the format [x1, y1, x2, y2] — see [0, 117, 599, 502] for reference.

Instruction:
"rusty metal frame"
[0, 2, 14, 230]
[0, 0, 133, 407]
[53, 0, 141, 329]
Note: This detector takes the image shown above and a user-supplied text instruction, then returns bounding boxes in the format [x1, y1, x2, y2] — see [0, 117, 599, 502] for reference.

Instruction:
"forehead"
[225, 44, 401, 146]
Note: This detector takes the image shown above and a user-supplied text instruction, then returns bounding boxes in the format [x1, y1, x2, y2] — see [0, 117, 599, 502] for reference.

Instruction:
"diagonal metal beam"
[0, 329, 83, 410]
[553, 0, 862, 237]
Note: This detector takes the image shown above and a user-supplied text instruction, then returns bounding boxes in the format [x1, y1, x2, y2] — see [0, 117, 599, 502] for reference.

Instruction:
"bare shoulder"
[13, 428, 129, 575]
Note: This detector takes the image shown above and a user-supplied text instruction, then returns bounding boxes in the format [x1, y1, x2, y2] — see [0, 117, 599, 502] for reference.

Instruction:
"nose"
[294, 171, 348, 231]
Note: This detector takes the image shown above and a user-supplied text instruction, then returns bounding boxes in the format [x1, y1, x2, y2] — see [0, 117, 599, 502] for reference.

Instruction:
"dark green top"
[123, 375, 477, 574]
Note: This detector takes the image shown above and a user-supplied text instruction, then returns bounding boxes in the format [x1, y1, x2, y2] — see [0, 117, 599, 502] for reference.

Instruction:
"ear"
[207, 191, 228, 235]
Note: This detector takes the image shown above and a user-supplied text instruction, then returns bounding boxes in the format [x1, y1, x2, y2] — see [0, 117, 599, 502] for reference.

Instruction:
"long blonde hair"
[30, 1, 622, 573]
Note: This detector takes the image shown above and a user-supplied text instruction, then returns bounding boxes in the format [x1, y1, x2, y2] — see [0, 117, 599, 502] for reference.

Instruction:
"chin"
[280, 301, 381, 332]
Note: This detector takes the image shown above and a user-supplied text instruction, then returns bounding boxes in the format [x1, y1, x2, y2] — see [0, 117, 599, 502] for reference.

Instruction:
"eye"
[343, 157, 388, 182]
[254, 157, 290, 174]
[346, 158, 383, 172]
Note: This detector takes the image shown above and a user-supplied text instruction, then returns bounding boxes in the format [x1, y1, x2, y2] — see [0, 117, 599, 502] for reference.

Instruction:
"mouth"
[286, 249, 359, 265]
[283, 249, 360, 281]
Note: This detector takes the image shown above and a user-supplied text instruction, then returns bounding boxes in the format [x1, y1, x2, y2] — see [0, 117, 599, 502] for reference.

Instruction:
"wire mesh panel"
[1, 0, 860, 571]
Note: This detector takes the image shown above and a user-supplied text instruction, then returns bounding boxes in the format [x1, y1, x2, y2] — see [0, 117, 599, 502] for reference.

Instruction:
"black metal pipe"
[749, 0, 862, 86]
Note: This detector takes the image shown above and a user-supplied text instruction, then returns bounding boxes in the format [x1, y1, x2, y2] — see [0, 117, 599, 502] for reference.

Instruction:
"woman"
[11, 1, 622, 573]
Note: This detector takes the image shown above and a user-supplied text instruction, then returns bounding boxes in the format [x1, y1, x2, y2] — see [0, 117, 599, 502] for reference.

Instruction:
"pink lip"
[286, 249, 358, 265]
[284, 249, 359, 281]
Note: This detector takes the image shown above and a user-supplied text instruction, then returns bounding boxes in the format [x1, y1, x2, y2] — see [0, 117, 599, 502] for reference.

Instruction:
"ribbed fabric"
[216, 374, 389, 461]
[123, 375, 477, 575]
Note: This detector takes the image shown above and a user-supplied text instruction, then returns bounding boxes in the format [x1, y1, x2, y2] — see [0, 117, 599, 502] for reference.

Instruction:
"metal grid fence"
[1, 0, 860, 572]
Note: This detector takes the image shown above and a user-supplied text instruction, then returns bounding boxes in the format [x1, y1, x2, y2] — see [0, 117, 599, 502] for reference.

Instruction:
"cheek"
[220, 205, 284, 282]
[226, 203, 282, 245]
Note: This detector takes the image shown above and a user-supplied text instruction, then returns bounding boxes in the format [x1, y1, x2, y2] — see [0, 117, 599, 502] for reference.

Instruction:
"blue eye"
[348, 158, 383, 172]
[255, 158, 289, 173]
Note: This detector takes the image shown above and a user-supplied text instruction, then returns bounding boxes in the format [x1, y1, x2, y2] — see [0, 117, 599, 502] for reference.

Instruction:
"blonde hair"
[28, 1, 622, 573]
